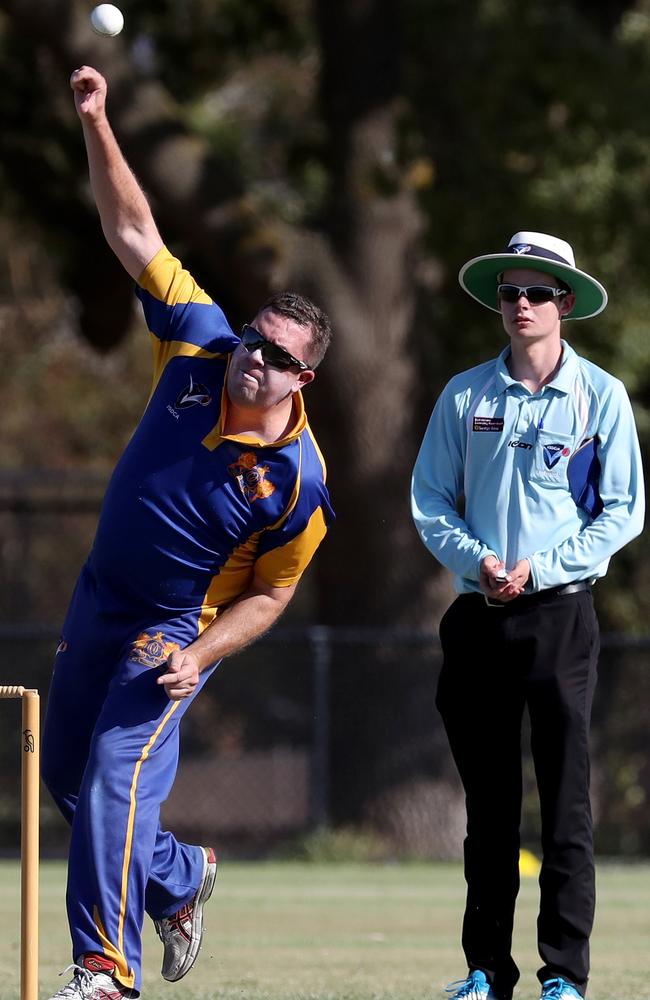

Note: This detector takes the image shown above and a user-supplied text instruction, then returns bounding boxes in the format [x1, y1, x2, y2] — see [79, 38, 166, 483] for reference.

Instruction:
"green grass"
[0, 860, 648, 1000]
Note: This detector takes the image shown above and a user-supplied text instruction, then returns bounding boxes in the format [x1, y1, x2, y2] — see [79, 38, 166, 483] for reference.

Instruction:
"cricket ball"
[90, 4, 124, 36]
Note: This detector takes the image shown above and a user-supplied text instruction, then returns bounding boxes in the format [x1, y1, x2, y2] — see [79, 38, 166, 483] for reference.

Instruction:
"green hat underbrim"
[459, 253, 608, 321]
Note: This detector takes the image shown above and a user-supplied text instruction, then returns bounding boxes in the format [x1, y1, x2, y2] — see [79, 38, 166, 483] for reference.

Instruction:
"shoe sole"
[162, 846, 217, 982]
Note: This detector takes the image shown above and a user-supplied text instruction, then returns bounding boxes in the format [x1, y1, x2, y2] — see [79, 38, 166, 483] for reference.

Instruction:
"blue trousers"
[42, 564, 218, 992]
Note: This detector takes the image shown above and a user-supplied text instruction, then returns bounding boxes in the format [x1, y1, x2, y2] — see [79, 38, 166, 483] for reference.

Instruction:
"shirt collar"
[495, 339, 579, 396]
[219, 380, 307, 447]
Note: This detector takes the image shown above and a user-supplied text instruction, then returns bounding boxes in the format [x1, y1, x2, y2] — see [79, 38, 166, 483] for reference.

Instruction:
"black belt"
[475, 580, 591, 609]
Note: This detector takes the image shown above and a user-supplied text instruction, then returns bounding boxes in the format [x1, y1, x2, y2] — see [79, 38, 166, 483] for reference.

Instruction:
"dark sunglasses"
[239, 325, 311, 372]
[497, 283, 568, 305]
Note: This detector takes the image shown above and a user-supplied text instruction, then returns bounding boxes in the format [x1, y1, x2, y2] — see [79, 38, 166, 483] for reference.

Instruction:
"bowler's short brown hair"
[261, 292, 332, 368]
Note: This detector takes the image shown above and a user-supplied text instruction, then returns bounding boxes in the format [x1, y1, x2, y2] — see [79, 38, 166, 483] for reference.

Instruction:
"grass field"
[0, 860, 648, 1000]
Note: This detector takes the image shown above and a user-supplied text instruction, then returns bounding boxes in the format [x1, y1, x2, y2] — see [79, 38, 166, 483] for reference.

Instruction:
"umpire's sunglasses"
[497, 283, 568, 305]
[240, 325, 311, 372]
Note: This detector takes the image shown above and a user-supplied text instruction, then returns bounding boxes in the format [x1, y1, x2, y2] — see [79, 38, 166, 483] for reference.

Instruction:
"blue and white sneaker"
[540, 977, 583, 1000]
[446, 970, 498, 1000]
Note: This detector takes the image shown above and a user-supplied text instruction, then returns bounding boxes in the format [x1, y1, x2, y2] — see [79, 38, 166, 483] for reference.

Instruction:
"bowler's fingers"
[158, 672, 197, 700]
[70, 65, 101, 87]
[70, 66, 107, 112]
[157, 651, 199, 699]
[157, 662, 189, 686]
[164, 683, 194, 701]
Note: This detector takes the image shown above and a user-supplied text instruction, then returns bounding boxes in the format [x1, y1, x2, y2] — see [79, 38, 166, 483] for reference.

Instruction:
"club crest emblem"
[228, 451, 276, 503]
[543, 444, 570, 469]
[511, 244, 532, 255]
[175, 373, 212, 409]
[130, 632, 180, 668]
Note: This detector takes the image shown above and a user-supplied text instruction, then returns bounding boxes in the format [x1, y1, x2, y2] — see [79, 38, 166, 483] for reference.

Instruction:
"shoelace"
[52, 965, 97, 999]
[445, 975, 488, 999]
[542, 979, 578, 1000]
[161, 903, 193, 930]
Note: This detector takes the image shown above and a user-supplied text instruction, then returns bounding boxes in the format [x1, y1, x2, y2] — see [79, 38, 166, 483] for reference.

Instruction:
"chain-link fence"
[1, 471, 649, 858]
[1, 625, 649, 858]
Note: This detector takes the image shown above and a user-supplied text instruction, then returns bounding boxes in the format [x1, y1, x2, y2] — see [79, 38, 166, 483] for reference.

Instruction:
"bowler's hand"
[70, 65, 107, 122]
[157, 649, 201, 700]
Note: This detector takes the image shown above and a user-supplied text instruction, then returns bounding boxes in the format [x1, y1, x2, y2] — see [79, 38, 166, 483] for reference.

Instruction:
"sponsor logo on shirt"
[508, 440, 533, 450]
[543, 443, 571, 469]
[473, 417, 504, 432]
[130, 631, 180, 668]
[228, 451, 276, 503]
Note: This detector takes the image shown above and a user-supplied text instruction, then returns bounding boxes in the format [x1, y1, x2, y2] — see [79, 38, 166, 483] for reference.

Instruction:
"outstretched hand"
[70, 65, 107, 122]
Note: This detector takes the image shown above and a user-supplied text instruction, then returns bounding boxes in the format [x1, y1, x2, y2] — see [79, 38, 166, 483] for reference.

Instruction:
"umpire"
[411, 233, 644, 1000]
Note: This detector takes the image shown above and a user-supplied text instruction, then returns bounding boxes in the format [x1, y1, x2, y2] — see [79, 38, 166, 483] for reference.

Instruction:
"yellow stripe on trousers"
[118, 700, 182, 962]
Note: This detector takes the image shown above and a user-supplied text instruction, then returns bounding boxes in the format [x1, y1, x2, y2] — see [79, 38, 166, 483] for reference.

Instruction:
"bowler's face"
[226, 309, 315, 411]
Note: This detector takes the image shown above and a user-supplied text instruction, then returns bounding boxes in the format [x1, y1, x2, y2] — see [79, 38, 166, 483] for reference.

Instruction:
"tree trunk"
[1, 0, 451, 824]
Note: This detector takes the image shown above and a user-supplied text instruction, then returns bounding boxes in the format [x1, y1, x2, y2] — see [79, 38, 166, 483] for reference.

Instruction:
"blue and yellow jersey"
[88, 247, 333, 625]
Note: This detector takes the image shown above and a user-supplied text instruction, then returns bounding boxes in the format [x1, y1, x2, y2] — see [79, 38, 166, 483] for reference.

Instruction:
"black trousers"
[436, 588, 599, 1000]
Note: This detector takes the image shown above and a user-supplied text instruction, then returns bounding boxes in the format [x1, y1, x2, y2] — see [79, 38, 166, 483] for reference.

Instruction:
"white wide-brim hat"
[458, 231, 608, 320]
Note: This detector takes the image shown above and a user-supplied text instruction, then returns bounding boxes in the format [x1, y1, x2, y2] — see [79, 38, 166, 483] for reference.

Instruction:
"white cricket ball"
[90, 4, 124, 36]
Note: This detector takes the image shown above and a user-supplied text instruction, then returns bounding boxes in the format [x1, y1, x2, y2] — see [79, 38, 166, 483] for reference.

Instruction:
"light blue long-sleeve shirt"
[411, 340, 644, 593]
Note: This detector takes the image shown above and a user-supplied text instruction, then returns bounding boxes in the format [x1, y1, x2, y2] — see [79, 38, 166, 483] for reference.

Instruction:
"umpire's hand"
[480, 555, 529, 602]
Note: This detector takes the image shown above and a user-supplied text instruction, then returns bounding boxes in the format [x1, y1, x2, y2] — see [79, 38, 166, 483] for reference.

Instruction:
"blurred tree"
[1, 0, 649, 825]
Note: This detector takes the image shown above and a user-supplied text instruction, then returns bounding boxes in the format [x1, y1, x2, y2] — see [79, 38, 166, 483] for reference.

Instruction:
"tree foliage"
[1, 0, 649, 825]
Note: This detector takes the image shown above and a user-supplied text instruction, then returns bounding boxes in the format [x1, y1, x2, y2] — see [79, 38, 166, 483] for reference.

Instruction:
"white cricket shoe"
[46, 955, 137, 1000]
[154, 845, 217, 981]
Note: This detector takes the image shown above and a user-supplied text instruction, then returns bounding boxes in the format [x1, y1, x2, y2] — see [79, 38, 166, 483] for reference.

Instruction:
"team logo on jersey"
[175, 374, 212, 410]
[511, 243, 532, 255]
[130, 631, 180, 668]
[543, 444, 571, 469]
[228, 451, 276, 503]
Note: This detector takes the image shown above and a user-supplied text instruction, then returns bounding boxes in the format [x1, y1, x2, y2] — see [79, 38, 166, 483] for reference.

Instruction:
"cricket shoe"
[539, 978, 583, 1000]
[154, 845, 217, 981]
[446, 970, 499, 1000]
[46, 955, 137, 1000]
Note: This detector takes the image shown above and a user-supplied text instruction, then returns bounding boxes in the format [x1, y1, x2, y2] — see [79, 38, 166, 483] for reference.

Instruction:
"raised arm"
[71, 65, 163, 280]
